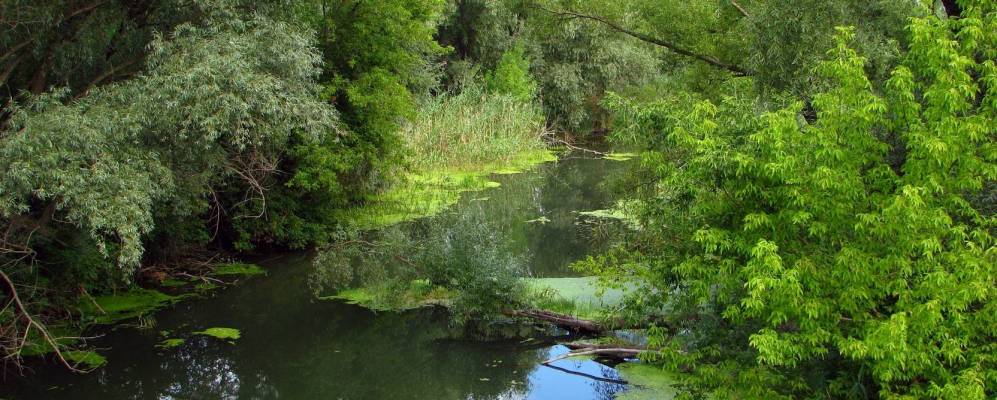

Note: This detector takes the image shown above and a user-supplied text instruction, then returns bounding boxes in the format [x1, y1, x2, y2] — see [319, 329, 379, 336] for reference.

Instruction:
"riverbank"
[2, 151, 662, 400]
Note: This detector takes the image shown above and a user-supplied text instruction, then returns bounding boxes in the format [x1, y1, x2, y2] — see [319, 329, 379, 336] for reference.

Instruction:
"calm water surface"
[3, 154, 631, 399]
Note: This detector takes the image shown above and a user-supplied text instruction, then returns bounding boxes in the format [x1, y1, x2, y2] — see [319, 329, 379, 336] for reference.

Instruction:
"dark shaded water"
[3, 154, 630, 399]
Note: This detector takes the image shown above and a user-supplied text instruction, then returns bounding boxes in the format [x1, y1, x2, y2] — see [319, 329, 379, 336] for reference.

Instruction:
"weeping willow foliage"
[0, 13, 337, 271]
[593, 3, 997, 398]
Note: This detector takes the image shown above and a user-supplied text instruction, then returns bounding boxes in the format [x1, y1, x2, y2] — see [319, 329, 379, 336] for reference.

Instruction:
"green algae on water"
[64, 350, 107, 368]
[79, 288, 181, 325]
[603, 152, 638, 161]
[578, 200, 642, 229]
[194, 327, 241, 341]
[323, 280, 455, 312]
[159, 278, 191, 287]
[615, 363, 679, 400]
[156, 338, 185, 349]
[337, 149, 557, 230]
[522, 276, 626, 320]
[211, 263, 266, 277]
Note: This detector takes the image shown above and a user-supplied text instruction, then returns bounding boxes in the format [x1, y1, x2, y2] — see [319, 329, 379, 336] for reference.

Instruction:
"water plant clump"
[156, 338, 186, 349]
[210, 263, 266, 277]
[194, 327, 241, 341]
[313, 209, 527, 324]
[78, 288, 182, 325]
[63, 350, 108, 369]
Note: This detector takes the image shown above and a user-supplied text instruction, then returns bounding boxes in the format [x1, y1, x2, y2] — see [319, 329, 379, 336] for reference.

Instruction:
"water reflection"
[1, 155, 630, 399]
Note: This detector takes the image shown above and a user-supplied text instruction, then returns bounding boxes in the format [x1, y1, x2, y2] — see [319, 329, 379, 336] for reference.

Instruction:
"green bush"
[485, 45, 537, 101]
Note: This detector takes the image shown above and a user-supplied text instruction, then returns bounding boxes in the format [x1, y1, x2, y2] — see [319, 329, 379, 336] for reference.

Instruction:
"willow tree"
[0, 5, 338, 366]
[598, 1, 996, 398]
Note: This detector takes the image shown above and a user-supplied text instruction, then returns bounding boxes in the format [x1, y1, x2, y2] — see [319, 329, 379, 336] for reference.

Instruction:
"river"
[3, 153, 633, 399]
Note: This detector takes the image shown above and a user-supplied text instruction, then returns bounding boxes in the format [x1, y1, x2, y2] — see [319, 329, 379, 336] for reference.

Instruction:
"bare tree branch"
[535, 5, 751, 76]
[0, 270, 85, 373]
[730, 0, 750, 17]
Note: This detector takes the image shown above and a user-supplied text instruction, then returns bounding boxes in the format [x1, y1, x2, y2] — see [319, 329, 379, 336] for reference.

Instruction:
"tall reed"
[403, 86, 548, 171]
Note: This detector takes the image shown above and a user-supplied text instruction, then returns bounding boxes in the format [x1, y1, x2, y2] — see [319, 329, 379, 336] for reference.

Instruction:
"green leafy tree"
[485, 45, 537, 101]
[0, 6, 339, 365]
[599, 3, 996, 398]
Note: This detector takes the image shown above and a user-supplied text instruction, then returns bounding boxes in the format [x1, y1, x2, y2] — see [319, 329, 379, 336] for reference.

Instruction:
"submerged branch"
[541, 363, 629, 384]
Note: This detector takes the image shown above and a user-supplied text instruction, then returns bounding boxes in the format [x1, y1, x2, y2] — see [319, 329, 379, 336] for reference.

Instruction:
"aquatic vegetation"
[602, 152, 638, 161]
[210, 263, 266, 277]
[63, 350, 108, 369]
[338, 149, 556, 230]
[577, 200, 642, 229]
[159, 279, 191, 288]
[194, 327, 241, 341]
[156, 338, 186, 349]
[615, 363, 678, 400]
[403, 84, 548, 172]
[525, 216, 550, 224]
[325, 281, 455, 312]
[79, 288, 181, 325]
[523, 277, 626, 320]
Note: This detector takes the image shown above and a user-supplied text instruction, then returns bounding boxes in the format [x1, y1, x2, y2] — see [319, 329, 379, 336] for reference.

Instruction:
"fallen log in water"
[505, 309, 604, 333]
[505, 308, 678, 335]
[542, 347, 644, 364]
[545, 341, 675, 364]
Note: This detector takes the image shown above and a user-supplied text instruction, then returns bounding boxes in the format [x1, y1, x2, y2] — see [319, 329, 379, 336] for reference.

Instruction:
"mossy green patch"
[195, 327, 241, 341]
[616, 363, 679, 400]
[156, 338, 186, 349]
[64, 350, 107, 368]
[195, 281, 218, 292]
[19, 324, 80, 356]
[211, 263, 266, 277]
[159, 278, 191, 287]
[603, 152, 638, 161]
[523, 277, 626, 320]
[578, 200, 642, 228]
[79, 288, 181, 325]
[338, 149, 556, 230]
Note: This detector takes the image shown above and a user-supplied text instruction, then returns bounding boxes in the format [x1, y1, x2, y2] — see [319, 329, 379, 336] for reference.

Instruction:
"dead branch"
[506, 309, 604, 333]
[0, 269, 84, 372]
[535, 5, 751, 76]
[543, 132, 608, 156]
[542, 347, 646, 364]
[541, 363, 629, 384]
[730, 0, 750, 17]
